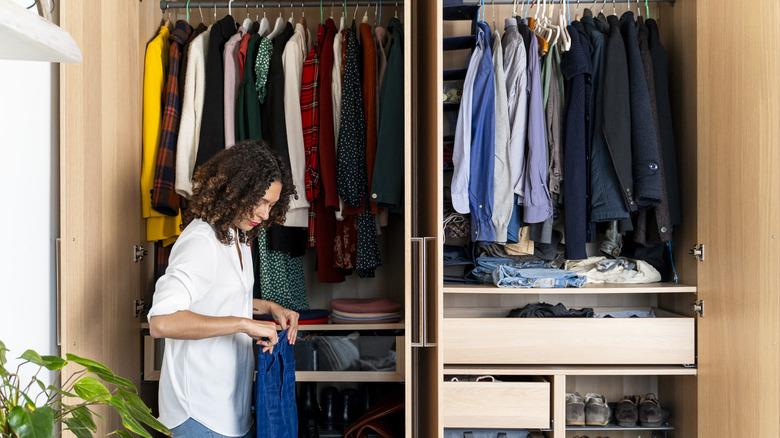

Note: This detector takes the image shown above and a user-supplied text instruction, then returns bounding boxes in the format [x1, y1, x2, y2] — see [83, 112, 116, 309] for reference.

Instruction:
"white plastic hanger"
[361, 2, 369, 24]
[289, 1, 295, 24]
[258, 3, 270, 35]
[228, 0, 234, 17]
[339, 2, 345, 30]
[198, 1, 204, 23]
[242, 2, 253, 29]
[558, 0, 571, 51]
[546, 1, 561, 47]
[267, 3, 286, 38]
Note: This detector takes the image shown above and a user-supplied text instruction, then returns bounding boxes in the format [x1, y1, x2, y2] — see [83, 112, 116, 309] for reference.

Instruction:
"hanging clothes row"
[446, 0, 680, 272]
[141, 3, 405, 308]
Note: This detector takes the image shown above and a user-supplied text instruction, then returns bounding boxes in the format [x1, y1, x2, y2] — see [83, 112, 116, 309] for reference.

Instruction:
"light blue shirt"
[522, 22, 553, 224]
[502, 18, 528, 198]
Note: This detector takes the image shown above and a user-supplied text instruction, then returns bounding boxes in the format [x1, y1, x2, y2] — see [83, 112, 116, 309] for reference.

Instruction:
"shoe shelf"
[567, 422, 674, 430]
[443, 365, 697, 376]
[295, 371, 404, 382]
[443, 283, 696, 295]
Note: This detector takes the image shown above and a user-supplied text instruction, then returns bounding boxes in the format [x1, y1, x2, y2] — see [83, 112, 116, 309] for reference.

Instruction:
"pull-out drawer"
[442, 309, 695, 365]
[441, 379, 550, 429]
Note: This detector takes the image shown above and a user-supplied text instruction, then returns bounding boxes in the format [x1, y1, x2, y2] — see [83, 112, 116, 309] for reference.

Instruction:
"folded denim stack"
[330, 298, 402, 324]
[254, 308, 330, 325]
[471, 257, 586, 288]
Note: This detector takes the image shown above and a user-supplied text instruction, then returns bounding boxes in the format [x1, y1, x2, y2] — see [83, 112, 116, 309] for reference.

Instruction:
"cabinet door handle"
[422, 236, 435, 347]
[55, 237, 61, 347]
[411, 237, 425, 348]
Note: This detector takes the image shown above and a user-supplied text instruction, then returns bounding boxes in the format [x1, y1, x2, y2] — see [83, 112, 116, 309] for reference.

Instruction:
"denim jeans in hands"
[170, 418, 254, 438]
[256, 329, 297, 438]
[493, 265, 586, 288]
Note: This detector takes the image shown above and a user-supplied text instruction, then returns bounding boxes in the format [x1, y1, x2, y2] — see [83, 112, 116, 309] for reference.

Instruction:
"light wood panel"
[696, 0, 780, 435]
[442, 316, 695, 365]
[441, 381, 550, 428]
[60, 0, 153, 435]
[444, 365, 697, 376]
[444, 282, 696, 294]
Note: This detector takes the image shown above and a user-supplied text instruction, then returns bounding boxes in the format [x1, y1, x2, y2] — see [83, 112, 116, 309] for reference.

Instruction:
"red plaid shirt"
[152, 21, 192, 216]
[302, 26, 325, 246]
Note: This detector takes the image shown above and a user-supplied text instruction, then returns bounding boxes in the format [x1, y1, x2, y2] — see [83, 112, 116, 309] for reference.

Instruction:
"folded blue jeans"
[470, 257, 552, 284]
[256, 329, 297, 438]
[493, 265, 586, 288]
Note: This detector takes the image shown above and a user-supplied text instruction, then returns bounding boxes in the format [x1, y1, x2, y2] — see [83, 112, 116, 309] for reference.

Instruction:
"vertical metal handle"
[422, 236, 435, 347]
[410, 237, 424, 348]
[55, 237, 61, 347]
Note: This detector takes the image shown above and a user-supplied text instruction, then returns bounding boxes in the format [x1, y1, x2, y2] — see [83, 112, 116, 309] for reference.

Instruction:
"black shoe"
[340, 388, 359, 431]
[298, 383, 320, 438]
[319, 386, 340, 431]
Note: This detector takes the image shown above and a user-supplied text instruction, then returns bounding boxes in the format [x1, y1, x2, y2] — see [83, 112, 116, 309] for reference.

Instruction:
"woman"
[148, 140, 300, 438]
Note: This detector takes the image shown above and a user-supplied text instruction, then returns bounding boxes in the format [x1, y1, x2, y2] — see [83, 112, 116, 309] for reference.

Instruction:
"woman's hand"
[241, 319, 279, 353]
[270, 304, 299, 345]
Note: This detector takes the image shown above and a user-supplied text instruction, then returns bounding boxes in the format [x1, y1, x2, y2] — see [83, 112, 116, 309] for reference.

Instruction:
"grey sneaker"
[639, 393, 664, 427]
[584, 393, 611, 426]
[566, 392, 585, 426]
[615, 395, 640, 427]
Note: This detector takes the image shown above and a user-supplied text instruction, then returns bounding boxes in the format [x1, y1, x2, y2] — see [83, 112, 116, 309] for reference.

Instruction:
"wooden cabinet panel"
[442, 313, 695, 365]
[695, 0, 780, 435]
[441, 380, 550, 429]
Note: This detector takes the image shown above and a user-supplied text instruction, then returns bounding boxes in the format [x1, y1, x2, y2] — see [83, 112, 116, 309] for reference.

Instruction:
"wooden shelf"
[144, 371, 405, 383]
[297, 323, 404, 331]
[141, 322, 404, 331]
[443, 282, 697, 295]
[295, 371, 404, 382]
[443, 365, 698, 376]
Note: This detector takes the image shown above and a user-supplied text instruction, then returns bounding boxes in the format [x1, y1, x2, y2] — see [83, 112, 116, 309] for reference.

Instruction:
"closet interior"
[419, 0, 700, 437]
[138, 1, 413, 436]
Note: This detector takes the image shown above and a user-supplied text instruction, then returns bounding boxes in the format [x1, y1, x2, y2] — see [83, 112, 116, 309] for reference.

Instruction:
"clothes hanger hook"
[199, 1, 204, 21]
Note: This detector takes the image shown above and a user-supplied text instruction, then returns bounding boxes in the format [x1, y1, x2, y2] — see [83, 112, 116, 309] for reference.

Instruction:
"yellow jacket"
[141, 25, 181, 245]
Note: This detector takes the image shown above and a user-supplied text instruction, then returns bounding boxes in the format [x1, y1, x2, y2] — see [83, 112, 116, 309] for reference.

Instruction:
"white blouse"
[148, 219, 255, 436]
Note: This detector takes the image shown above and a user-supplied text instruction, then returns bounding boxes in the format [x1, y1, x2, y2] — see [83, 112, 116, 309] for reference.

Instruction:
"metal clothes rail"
[160, 0, 404, 10]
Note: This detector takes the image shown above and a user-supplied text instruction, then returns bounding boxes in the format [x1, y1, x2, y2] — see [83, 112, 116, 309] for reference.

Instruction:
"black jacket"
[194, 15, 236, 172]
[619, 11, 663, 210]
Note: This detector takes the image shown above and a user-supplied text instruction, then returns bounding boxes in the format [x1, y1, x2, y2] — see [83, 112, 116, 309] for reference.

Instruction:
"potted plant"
[0, 340, 170, 438]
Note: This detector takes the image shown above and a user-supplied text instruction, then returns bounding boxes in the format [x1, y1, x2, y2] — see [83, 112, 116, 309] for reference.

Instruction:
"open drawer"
[441, 378, 550, 429]
[441, 308, 695, 365]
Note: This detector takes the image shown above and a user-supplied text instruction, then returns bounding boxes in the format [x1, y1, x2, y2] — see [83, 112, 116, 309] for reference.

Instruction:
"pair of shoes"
[566, 393, 612, 426]
[319, 386, 360, 432]
[615, 393, 665, 427]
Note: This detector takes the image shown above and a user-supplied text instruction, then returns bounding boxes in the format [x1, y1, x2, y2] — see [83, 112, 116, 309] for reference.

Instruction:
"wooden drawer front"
[441, 381, 550, 429]
[442, 317, 695, 365]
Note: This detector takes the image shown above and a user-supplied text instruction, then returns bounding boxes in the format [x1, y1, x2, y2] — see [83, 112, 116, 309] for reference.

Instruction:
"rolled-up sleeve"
[147, 233, 217, 321]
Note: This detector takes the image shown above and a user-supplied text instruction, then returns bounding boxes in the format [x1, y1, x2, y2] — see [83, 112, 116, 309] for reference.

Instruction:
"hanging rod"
[160, 0, 403, 10]
[460, 0, 673, 4]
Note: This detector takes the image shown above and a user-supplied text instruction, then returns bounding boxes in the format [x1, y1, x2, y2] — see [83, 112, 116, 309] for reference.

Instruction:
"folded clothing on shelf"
[254, 308, 330, 324]
[507, 302, 594, 318]
[330, 298, 401, 314]
[331, 314, 402, 324]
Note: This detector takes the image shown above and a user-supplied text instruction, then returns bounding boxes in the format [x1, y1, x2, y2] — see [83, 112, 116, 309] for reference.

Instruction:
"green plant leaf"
[0, 340, 8, 365]
[62, 417, 94, 438]
[47, 385, 78, 398]
[117, 389, 170, 434]
[19, 350, 44, 367]
[65, 354, 112, 375]
[8, 405, 54, 438]
[89, 368, 136, 391]
[40, 355, 67, 371]
[107, 396, 152, 438]
[113, 430, 134, 438]
[66, 354, 136, 390]
[73, 377, 110, 402]
[70, 405, 97, 432]
[33, 377, 46, 394]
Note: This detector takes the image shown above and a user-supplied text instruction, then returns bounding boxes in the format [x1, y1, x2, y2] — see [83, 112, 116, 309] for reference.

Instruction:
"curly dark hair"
[182, 140, 297, 246]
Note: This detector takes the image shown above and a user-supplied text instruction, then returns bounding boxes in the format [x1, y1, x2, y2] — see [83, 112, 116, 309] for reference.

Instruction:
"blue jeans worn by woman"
[170, 418, 254, 438]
